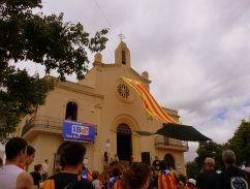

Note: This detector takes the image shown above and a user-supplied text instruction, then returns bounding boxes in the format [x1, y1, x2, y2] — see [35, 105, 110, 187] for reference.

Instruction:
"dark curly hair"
[111, 162, 123, 177]
[5, 137, 28, 160]
[57, 141, 86, 167]
[123, 163, 151, 189]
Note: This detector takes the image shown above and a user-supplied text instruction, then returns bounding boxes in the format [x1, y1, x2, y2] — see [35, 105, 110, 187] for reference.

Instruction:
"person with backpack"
[43, 141, 93, 189]
[30, 164, 42, 188]
[219, 150, 248, 189]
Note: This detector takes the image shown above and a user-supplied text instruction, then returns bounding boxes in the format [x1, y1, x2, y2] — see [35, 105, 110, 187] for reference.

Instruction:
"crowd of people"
[0, 137, 249, 189]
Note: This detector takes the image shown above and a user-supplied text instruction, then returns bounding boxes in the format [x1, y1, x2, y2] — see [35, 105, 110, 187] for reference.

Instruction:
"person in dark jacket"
[220, 150, 248, 189]
[152, 156, 160, 172]
[30, 164, 42, 188]
[196, 157, 220, 189]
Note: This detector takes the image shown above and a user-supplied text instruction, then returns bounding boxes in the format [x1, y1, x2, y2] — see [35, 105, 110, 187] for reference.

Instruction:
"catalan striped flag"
[122, 77, 177, 124]
[158, 171, 177, 189]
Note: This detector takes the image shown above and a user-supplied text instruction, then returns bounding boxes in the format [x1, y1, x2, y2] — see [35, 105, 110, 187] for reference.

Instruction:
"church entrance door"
[117, 124, 132, 161]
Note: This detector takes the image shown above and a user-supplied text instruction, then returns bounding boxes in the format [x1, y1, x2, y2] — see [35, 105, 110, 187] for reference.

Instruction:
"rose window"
[117, 83, 130, 99]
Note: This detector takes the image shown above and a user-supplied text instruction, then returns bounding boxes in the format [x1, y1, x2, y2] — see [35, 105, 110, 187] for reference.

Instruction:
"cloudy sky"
[20, 0, 250, 160]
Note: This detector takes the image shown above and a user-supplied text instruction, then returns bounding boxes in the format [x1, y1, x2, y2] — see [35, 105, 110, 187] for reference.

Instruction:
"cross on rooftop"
[118, 33, 125, 41]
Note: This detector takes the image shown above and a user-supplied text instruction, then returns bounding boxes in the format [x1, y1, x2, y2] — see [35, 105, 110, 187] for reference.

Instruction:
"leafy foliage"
[228, 120, 250, 166]
[0, 0, 108, 80]
[0, 68, 54, 139]
[0, 0, 108, 140]
[187, 120, 250, 175]
[195, 141, 223, 170]
[186, 161, 200, 178]
[186, 141, 224, 177]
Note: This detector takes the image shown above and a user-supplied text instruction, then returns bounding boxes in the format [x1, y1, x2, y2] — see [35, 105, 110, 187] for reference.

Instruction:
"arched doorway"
[65, 102, 78, 121]
[164, 153, 176, 169]
[117, 124, 132, 161]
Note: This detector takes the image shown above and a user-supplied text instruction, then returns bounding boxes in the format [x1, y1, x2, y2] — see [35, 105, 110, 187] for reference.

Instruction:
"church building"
[19, 41, 188, 175]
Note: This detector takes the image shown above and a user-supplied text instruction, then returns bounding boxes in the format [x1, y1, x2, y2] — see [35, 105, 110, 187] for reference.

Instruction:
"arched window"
[65, 102, 78, 121]
[164, 153, 176, 169]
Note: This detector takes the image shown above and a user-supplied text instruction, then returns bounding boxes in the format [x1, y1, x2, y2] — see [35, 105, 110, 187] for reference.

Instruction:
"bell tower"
[115, 37, 131, 67]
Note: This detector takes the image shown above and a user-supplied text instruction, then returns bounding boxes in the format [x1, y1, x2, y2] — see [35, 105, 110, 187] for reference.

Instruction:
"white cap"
[188, 178, 197, 186]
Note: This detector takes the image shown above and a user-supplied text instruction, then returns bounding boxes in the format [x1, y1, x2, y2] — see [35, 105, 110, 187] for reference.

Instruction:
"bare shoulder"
[16, 171, 34, 189]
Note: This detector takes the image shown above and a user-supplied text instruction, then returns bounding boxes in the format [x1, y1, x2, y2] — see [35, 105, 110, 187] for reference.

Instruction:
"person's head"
[57, 141, 86, 174]
[124, 163, 151, 189]
[26, 145, 36, 167]
[45, 159, 48, 163]
[203, 157, 215, 172]
[222, 150, 236, 167]
[111, 162, 122, 177]
[92, 170, 100, 180]
[155, 156, 159, 160]
[5, 137, 28, 168]
[34, 164, 42, 172]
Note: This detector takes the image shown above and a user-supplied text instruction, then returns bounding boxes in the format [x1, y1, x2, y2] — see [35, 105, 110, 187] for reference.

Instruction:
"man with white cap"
[184, 178, 196, 189]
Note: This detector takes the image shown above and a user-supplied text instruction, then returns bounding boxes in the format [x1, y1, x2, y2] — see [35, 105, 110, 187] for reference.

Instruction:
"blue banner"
[63, 120, 96, 142]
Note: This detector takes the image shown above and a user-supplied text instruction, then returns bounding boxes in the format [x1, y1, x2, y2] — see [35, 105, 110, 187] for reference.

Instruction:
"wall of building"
[22, 42, 186, 175]
[27, 133, 63, 174]
[36, 86, 102, 124]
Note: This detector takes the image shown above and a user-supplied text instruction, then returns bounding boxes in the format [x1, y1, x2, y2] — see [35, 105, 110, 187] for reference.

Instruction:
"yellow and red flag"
[158, 172, 177, 189]
[122, 77, 176, 124]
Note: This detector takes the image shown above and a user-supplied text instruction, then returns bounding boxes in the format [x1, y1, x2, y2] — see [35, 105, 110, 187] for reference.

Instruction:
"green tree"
[228, 119, 250, 166]
[186, 142, 223, 178]
[195, 141, 223, 170]
[0, 0, 108, 140]
[186, 161, 200, 178]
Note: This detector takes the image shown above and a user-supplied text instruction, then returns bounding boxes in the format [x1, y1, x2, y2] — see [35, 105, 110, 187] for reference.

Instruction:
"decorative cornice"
[94, 63, 121, 68]
[56, 82, 104, 98]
